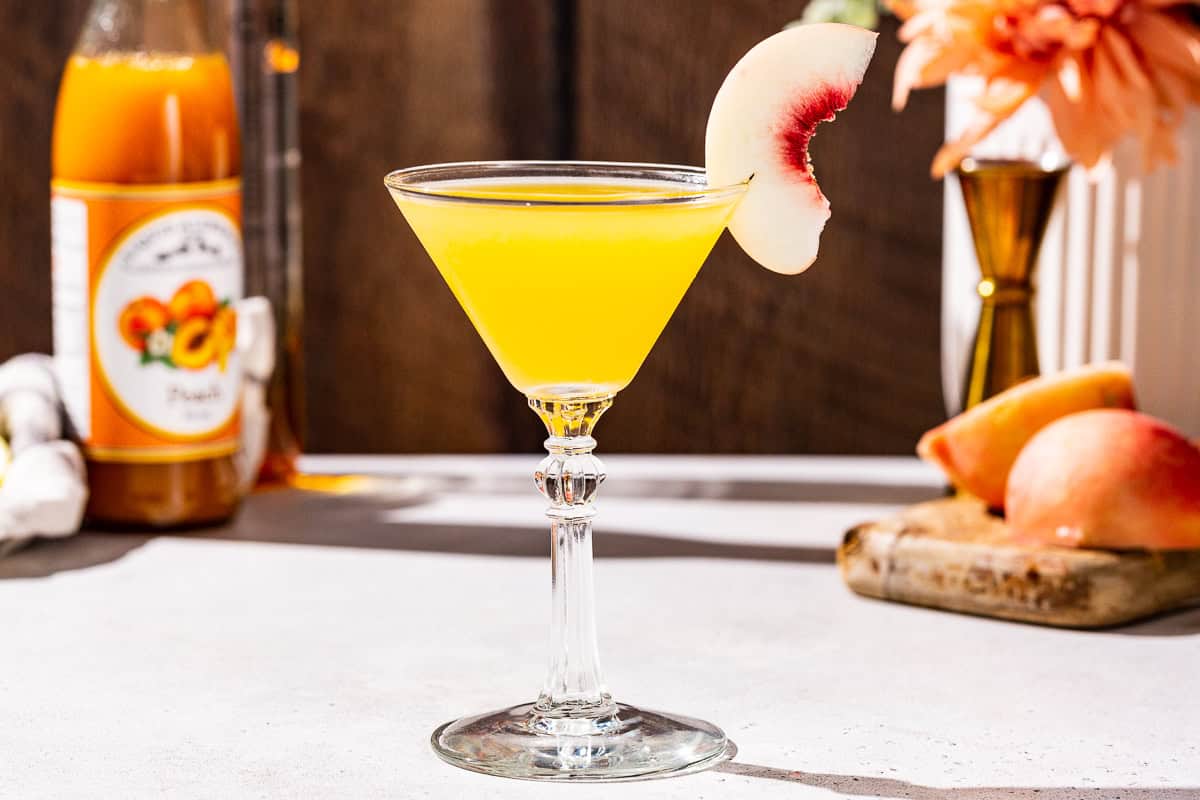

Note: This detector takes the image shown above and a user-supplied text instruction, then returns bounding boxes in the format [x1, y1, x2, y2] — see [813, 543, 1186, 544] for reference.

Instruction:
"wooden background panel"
[297, 0, 558, 453]
[0, 1, 90, 361]
[0, 0, 948, 455]
[573, 0, 947, 453]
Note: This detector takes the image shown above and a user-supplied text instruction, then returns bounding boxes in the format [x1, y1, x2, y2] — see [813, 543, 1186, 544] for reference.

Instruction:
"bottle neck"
[77, 0, 215, 56]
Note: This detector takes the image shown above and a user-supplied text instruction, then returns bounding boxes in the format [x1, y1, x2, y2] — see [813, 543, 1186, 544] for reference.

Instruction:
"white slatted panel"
[943, 76, 1200, 434]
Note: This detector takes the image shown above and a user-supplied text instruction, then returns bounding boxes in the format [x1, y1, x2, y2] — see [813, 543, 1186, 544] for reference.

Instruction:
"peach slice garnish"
[705, 23, 878, 274]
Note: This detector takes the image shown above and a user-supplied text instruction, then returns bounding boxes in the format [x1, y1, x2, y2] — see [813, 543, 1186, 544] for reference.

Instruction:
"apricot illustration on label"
[118, 297, 170, 351]
[169, 279, 219, 322]
[117, 280, 236, 373]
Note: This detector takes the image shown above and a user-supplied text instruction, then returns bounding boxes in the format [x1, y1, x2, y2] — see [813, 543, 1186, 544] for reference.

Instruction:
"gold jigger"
[956, 158, 1068, 409]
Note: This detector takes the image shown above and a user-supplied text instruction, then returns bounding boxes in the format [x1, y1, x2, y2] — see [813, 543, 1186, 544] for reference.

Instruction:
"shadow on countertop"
[0, 480, 837, 580]
[204, 483, 838, 564]
[5, 483, 1199, 643]
[1108, 605, 1200, 637]
[0, 533, 151, 579]
[717, 761, 1200, 799]
[446, 474, 943, 505]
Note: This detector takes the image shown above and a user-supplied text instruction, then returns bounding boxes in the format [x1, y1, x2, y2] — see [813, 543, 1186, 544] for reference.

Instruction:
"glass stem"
[529, 394, 615, 717]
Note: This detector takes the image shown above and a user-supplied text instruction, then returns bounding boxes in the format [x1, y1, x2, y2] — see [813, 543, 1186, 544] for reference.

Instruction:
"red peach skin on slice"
[705, 23, 877, 274]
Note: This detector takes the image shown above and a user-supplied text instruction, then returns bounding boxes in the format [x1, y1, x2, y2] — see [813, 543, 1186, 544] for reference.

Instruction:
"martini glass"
[385, 161, 747, 781]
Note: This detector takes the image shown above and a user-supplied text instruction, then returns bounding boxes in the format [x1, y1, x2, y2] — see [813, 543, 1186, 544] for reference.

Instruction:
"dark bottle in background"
[224, 0, 305, 483]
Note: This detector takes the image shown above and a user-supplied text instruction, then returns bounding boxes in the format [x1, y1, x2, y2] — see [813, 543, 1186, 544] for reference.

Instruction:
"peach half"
[172, 317, 215, 370]
[1006, 409, 1200, 550]
[917, 362, 1135, 509]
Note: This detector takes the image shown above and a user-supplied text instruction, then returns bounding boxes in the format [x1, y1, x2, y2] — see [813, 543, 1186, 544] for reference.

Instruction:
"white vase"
[942, 75, 1200, 433]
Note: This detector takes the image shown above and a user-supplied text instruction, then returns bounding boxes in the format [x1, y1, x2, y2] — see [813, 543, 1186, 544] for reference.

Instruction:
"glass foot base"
[431, 701, 729, 782]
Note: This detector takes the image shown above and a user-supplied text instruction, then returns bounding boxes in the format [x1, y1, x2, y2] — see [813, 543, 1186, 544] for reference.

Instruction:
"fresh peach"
[168, 280, 217, 322]
[118, 297, 170, 351]
[1006, 409, 1200, 550]
[917, 362, 1135, 509]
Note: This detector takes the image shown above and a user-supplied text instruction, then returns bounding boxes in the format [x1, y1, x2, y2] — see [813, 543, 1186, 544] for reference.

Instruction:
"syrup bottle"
[52, 0, 243, 527]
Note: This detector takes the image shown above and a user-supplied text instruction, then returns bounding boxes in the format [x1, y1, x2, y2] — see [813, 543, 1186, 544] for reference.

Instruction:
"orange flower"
[890, 0, 1200, 176]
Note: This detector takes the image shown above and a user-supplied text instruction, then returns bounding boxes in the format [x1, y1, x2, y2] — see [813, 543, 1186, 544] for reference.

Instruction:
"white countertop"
[1, 456, 1197, 799]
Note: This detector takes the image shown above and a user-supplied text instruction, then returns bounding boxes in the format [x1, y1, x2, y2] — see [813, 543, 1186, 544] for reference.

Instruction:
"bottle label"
[51, 179, 243, 463]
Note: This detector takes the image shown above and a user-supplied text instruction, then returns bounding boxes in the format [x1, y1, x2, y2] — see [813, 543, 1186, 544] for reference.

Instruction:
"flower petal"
[891, 0, 1200, 175]
[1092, 36, 1141, 131]
[1127, 10, 1200, 85]
[974, 64, 1046, 115]
[893, 37, 979, 109]
[932, 111, 1008, 177]
[1065, 0, 1123, 18]
[1099, 25, 1157, 140]
[887, 0, 920, 20]
[1139, 0, 1200, 9]
[1146, 61, 1193, 114]
[1044, 55, 1116, 168]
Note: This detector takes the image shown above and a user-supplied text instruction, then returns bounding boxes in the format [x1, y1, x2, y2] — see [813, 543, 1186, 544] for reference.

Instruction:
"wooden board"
[839, 497, 1200, 628]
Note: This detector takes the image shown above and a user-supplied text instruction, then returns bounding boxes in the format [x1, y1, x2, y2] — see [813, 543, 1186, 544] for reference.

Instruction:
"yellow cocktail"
[391, 174, 742, 397]
[384, 162, 747, 782]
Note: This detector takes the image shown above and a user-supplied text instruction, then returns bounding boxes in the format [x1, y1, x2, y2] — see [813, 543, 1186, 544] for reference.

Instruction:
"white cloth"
[233, 297, 275, 494]
[0, 297, 276, 553]
[0, 355, 86, 555]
